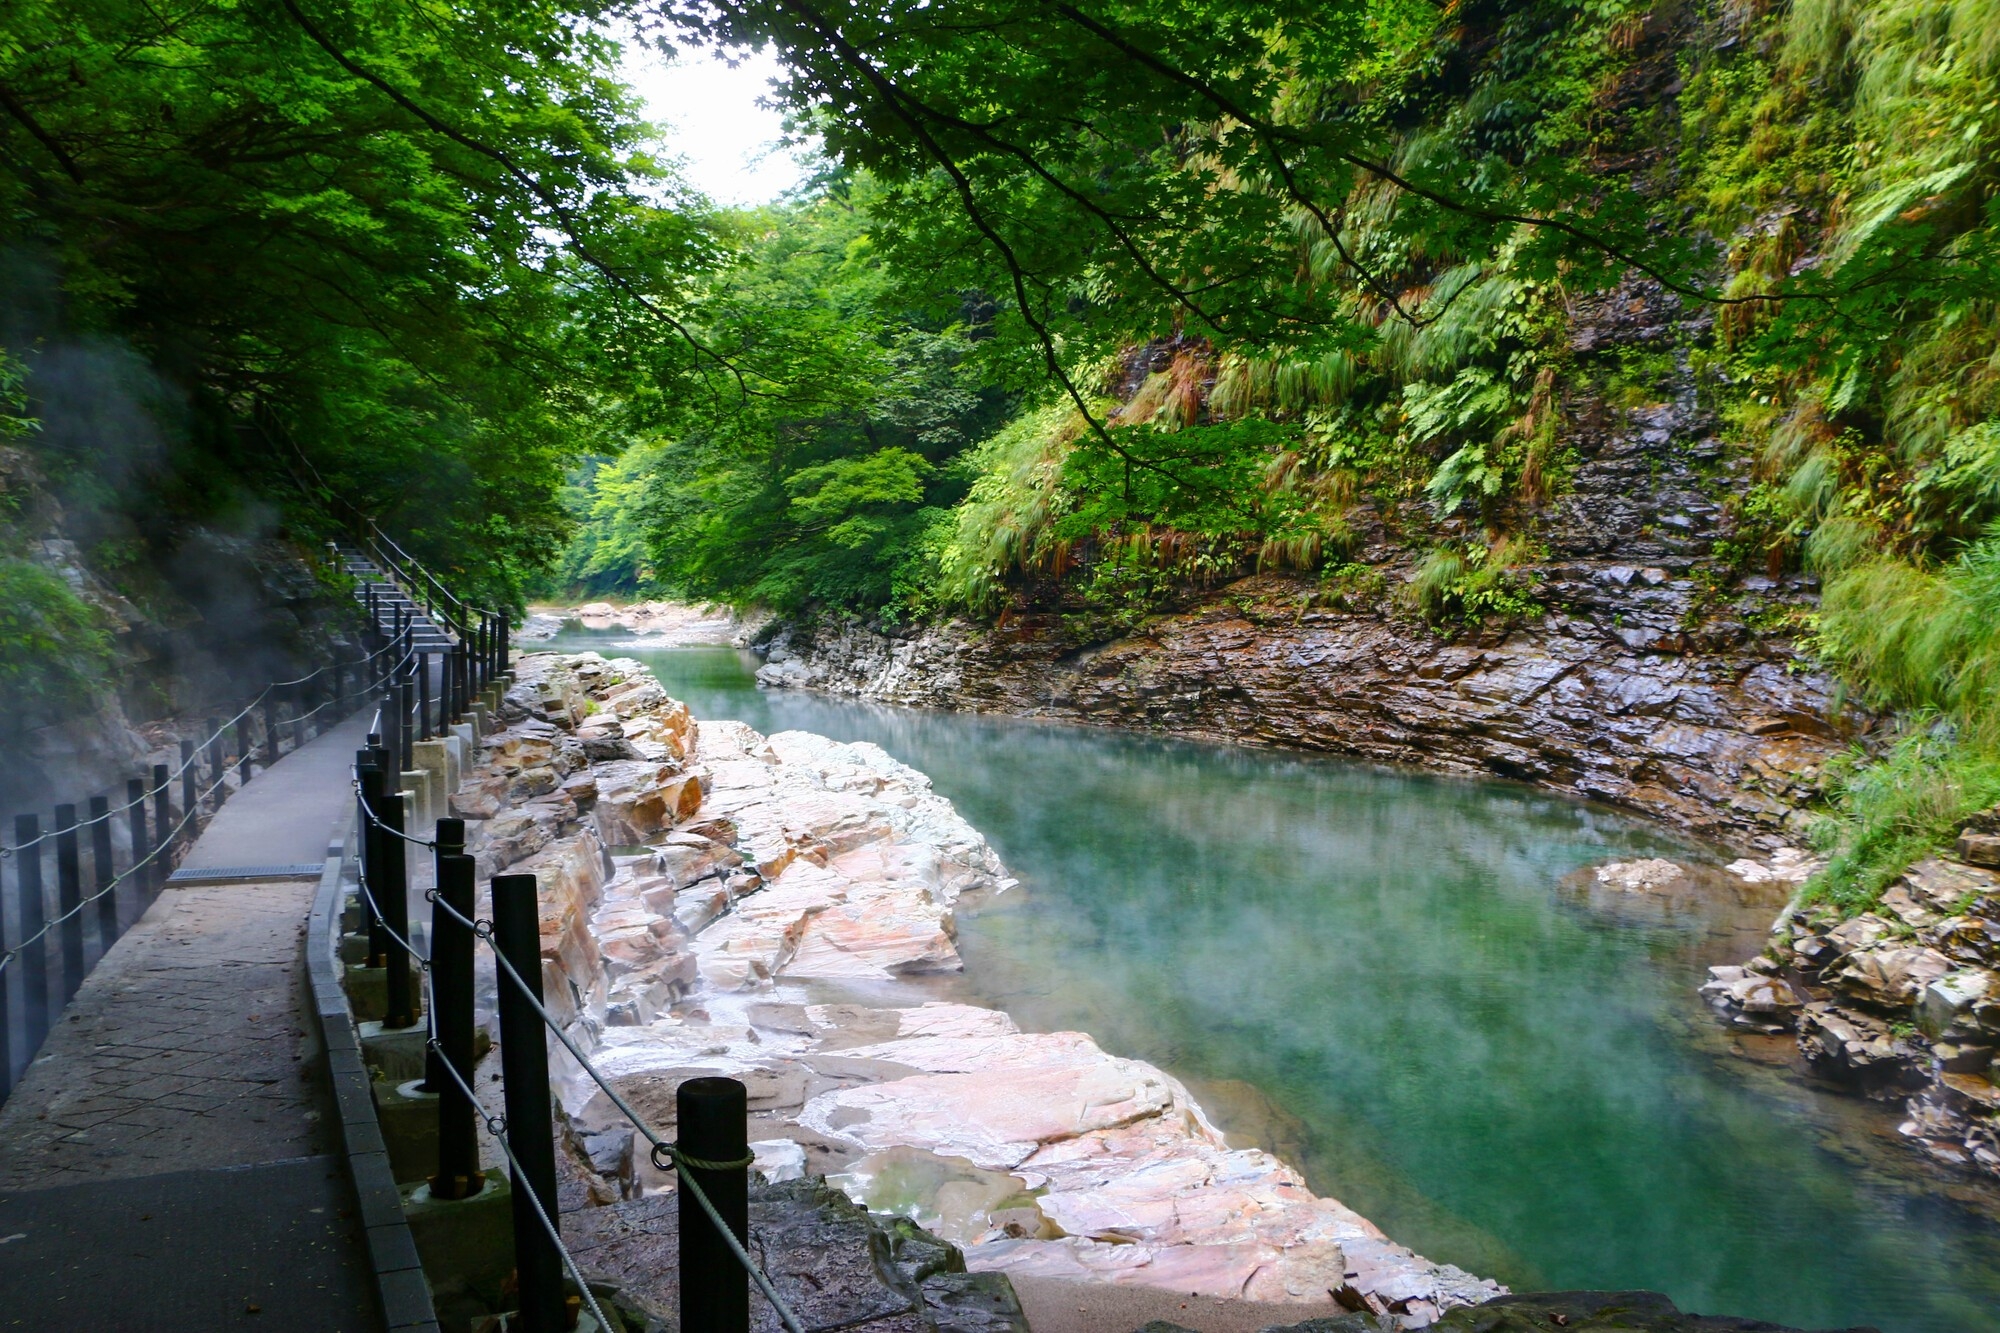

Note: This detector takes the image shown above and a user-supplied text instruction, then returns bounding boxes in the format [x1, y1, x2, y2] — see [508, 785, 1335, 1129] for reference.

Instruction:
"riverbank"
[500, 623, 2000, 1330]
[518, 599, 763, 647]
[465, 648, 1501, 1324]
[1705, 850, 2000, 1184]
[750, 570, 1854, 854]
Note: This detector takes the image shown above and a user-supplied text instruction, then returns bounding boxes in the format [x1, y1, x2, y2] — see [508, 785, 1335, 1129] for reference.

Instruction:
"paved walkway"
[181, 713, 372, 871]
[0, 711, 381, 1331]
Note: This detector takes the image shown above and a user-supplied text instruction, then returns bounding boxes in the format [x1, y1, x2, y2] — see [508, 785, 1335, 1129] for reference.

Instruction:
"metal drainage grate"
[165, 864, 326, 885]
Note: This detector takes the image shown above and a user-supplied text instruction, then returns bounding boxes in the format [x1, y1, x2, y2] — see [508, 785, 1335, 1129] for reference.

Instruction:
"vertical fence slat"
[14, 817, 46, 1075]
[679, 1077, 751, 1333]
[206, 720, 225, 810]
[1, 847, 13, 1100]
[151, 763, 172, 893]
[263, 691, 281, 767]
[179, 740, 197, 832]
[126, 778, 147, 897]
[375, 736, 414, 1032]
[89, 796, 115, 956]
[493, 872, 564, 1332]
[428, 822, 483, 1200]
[357, 747, 387, 968]
[53, 805, 82, 1005]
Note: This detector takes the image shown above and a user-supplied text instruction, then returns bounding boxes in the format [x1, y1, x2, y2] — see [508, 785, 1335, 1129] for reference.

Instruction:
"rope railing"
[350, 777, 810, 1333]
[0, 765, 232, 978]
[0, 635, 406, 858]
[425, 1039, 615, 1332]
[354, 843, 618, 1333]
[0, 552, 483, 1104]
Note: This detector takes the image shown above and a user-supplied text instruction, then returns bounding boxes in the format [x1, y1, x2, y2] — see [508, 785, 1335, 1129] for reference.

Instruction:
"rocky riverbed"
[516, 599, 761, 647]
[456, 649, 1501, 1325]
[1703, 836, 2000, 1183]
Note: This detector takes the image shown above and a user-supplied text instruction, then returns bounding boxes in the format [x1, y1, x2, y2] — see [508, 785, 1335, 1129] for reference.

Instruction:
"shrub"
[0, 559, 116, 715]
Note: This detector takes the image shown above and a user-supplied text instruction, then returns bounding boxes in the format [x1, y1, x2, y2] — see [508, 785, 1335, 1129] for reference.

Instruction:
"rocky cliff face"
[756, 281, 1862, 852]
[0, 442, 357, 816]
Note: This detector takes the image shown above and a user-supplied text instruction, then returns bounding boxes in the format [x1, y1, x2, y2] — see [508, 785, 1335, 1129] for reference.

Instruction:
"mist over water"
[550, 630, 2000, 1333]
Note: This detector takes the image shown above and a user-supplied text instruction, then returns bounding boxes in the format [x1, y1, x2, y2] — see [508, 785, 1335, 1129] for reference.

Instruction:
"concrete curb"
[307, 813, 442, 1333]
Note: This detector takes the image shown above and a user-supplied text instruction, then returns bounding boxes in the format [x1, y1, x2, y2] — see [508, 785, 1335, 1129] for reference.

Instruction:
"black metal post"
[498, 610, 509, 678]
[381, 688, 402, 804]
[678, 1076, 751, 1333]
[151, 763, 172, 891]
[179, 740, 197, 833]
[357, 748, 388, 967]
[236, 722, 253, 785]
[292, 685, 307, 750]
[423, 815, 465, 1099]
[427, 827, 483, 1200]
[54, 804, 82, 1002]
[263, 691, 281, 766]
[0, 851, 10, 1100]
[417, 652, 432, 741]
[14, 816, 47, 1061]
[492, 872, 564, 1333]
[127, 779, 148, 894]
[399, 672, 416, 776]
[89, 795, 116, 952]
[376, 751, 414, 1031]
[205, 720, 225, 808]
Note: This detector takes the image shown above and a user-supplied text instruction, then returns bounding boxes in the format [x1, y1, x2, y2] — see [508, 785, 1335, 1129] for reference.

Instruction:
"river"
[544, 628, 2000, 1332]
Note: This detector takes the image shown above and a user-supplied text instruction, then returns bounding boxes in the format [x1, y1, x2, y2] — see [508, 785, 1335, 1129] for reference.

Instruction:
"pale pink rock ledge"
[463, 651, 1502, 1325]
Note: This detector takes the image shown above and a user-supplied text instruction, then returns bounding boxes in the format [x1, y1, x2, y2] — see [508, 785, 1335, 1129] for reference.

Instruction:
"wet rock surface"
[459, 650, 1503, 1325]
[754, 575, 1851, 851]
[1706, 852, 2000, 1178]
[1128, 1289, 1882, 1333]
[565, 1176, 1029, 1332]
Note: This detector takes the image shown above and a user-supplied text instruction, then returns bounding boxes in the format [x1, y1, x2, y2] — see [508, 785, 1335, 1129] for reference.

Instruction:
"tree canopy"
[9, 0, 2000, 895]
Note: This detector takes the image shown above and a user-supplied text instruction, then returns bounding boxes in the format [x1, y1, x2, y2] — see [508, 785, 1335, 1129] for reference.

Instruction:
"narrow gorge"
[463, 648, 1501, 1324]
[495, 620, 2000, 1332]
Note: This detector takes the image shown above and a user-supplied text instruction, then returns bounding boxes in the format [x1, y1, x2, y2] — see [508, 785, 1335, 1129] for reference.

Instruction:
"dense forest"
[4, 0, 1998, 906]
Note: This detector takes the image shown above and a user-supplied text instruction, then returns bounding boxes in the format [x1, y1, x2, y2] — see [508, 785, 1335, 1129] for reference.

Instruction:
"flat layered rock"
[471, 652, 1501, 1323]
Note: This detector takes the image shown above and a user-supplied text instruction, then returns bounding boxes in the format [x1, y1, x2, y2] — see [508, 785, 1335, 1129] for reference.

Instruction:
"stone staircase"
[336, 546, 457, 653]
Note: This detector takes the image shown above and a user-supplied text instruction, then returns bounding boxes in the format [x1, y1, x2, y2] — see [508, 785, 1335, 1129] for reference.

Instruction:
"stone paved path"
[0, 710, 381, 1330]
[0, 879, 332, 1184]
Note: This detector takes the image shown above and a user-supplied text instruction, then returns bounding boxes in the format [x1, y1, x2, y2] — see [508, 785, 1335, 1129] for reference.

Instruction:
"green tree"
[0, 0, 725, 604]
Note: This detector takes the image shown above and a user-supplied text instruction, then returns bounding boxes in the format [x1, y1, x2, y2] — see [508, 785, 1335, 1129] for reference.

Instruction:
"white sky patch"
[618, 42, 817, 207]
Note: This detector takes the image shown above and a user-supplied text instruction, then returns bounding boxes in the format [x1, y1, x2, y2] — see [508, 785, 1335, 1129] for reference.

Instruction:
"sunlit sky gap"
[618, 41, 817, 207]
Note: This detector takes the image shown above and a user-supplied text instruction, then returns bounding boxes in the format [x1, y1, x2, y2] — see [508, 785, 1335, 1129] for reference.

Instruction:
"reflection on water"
[544, 630, 2000, 1333]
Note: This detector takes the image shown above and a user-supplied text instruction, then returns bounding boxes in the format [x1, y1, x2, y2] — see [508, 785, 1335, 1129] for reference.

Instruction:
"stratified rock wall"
[756, 284, 1861, 851]
[758, 574, 1846, 851]
[1706, 854, 2000, 1179]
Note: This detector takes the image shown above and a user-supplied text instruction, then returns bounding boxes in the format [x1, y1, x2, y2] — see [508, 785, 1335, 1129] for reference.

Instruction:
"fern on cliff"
[1811, 527, 2000, 903]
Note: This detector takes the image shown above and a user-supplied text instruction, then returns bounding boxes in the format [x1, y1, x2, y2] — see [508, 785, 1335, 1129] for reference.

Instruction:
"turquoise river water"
[547, 629, 2000, 1332]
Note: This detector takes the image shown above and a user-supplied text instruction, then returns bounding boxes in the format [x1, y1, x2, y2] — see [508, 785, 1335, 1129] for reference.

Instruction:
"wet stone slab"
[563, 1175, 1029, 1333]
